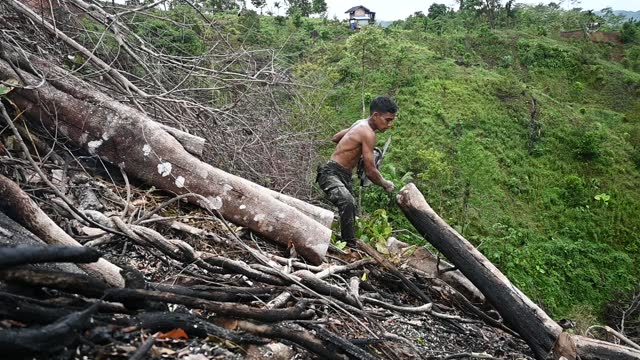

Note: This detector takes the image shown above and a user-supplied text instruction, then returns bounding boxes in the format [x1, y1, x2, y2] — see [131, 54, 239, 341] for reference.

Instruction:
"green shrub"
[517, 40, 575, 71]
[132, 9, 205, 56]
[483, 233, 636, 316]
[623, 45, 640, 73]
[632, 148, 640, 169]
[572, 125, 605, 160]
[621, 20, 639, 44]
[356, 209, 393, 251]
[571, 81, 585, 100]
[562, 175, 588, 207]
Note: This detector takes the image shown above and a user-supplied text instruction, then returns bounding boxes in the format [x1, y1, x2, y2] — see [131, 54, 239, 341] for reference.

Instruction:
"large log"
[0, 45, 331, 265]
[397, 183, 640, 360]
[0, 175, 125, 287]
[6, 0, 334, 229]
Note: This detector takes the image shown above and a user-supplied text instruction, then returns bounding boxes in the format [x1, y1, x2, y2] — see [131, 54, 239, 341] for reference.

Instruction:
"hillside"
[218, 4, 640, 320]
[301, 25, 640, 318]
[611, 10, 640, 20]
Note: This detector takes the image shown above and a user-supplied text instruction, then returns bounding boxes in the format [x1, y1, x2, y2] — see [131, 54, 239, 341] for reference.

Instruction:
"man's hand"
[383, 180, 394, 194]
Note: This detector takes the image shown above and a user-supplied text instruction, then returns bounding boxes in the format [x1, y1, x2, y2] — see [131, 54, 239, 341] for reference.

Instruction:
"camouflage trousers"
[316, 160, 356, 246]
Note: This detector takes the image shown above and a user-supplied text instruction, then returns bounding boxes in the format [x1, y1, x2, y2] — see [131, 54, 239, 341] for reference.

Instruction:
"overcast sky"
[255, 0, 638, 21]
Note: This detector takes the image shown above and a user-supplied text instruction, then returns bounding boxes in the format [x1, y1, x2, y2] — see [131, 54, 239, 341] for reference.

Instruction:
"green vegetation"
[130, 2, 640, 320]
[298, 5, 639, 319]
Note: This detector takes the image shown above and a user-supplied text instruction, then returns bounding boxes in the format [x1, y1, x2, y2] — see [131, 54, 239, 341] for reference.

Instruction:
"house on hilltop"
[345, 5, 376, 30]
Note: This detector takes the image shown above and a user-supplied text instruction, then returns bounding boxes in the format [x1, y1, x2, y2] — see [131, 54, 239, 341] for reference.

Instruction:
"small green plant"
[633, 148, 640, 169]
[356, 209, 393, 253]
[562, 175, 588, 207]
[594, 193, 610, 206]
[334, 240, 347, 250]
[0, 78, 19, 96]
[571, 81, 585, 100]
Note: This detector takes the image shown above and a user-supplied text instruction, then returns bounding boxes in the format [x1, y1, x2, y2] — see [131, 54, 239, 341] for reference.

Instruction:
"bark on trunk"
[397, 183, 640, 360]
[385, 236, 485, 304]
[0, 175, 125, 287]
[572, 335, 640, 360]
[0, 45, 331, 265]
[156, 123, 205, 158]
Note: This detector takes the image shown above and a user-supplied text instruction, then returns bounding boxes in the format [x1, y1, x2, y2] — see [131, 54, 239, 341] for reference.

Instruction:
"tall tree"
[427, 3, 449, 19]
[251, 0, 266, 13]
[482, 0, 501, 28]
[311, 0, 327, 15]
[287, 0, 311, 17]
[206, 0, 240, 11]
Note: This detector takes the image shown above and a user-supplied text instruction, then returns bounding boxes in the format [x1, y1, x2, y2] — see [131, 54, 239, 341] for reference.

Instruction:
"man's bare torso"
[330, 119, 374, 170]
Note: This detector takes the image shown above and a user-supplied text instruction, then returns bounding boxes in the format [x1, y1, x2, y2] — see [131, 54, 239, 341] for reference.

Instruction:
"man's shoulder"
[351, 119, 372, 132]
[353, 121, 375, 139]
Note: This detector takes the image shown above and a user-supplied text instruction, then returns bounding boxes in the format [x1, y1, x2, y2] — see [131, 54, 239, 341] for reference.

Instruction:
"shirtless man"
[316, 96, 397, 249]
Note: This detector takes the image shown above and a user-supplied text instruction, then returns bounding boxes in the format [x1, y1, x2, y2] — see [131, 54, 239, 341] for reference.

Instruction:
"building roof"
[345, 5, 372, 14]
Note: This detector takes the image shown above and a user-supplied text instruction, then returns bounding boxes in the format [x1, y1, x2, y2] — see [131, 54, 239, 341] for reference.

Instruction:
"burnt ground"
[0, 172, 534, 359]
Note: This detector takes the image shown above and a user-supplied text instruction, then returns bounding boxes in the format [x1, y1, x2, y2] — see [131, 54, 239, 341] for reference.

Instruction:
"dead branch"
[0, 303, 98, 354]
[136, 311, 267, 344]
[150, 282, 275, 303]
[0, 244, 101, 269]
[0, 268, 109, 298]
[104, 288, 315, 322]
[357, 239, 432, 304]
[128, 334, 156, 360]
[586, 325, 640, 351]
[0, 174, 124, 287]
[235, 320, 348, 360]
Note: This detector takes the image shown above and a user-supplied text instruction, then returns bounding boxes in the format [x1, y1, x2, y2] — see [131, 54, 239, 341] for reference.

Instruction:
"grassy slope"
[298, 24, 640, 317]
[209, 10, 639, 318]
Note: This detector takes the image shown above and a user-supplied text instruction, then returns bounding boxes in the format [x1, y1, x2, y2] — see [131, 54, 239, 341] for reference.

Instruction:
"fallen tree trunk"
[397, 183, 640, 360]
[0, 175, 124, 287]
[0, 44, 331, 265]
[5, 0, 335, 230]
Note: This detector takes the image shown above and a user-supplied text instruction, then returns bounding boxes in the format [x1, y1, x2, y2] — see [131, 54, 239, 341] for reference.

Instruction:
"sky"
[254, 0, 639, 21]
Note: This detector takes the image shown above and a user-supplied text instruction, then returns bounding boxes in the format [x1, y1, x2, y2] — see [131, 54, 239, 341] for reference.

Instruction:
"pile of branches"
[0, 0, 323, 199]
[0, 160, 533, 359]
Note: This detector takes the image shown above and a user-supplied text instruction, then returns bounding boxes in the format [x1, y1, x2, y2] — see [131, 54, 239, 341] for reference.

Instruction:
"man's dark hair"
[369, 96, 398, 115]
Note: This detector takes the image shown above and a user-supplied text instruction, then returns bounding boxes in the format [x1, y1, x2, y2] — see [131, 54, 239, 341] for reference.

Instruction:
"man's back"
[330, 119, 374, 170]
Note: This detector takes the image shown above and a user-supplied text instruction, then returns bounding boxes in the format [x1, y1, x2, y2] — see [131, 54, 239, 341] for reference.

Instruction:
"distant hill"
[595, 10, 640, 20]
[614, 10, 640, 20]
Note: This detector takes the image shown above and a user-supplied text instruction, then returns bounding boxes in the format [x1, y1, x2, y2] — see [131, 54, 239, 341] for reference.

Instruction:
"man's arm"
[331, 128, 350, 143]
[361, 131, 394, 193]
[331, 119, 364, 143]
